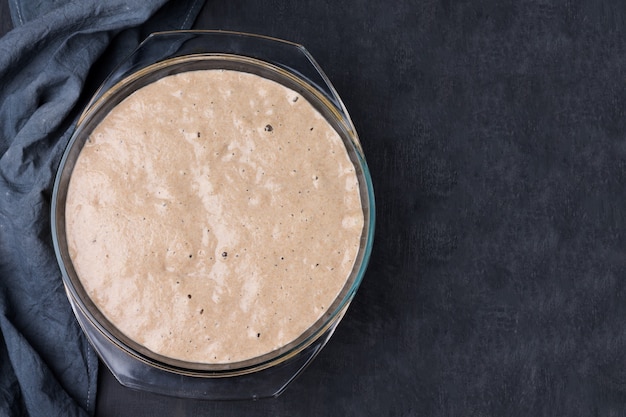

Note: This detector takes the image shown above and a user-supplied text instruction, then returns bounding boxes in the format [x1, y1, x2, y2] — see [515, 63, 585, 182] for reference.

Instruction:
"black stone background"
[5, 1, 626, 416]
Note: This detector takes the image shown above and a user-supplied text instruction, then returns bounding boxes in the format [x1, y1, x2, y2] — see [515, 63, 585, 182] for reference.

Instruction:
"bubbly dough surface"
[66, 69, 363, 363]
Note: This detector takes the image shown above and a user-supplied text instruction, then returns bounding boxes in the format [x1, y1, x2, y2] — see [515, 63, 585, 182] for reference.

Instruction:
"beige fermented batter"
[65, 69, 364, 364]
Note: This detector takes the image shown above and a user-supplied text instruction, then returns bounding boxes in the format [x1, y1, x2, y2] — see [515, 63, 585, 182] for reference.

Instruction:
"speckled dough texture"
[65, 69, 364, 364]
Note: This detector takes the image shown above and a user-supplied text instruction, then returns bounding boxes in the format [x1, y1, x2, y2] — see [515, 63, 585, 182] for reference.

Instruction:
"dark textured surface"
[94, 1, 626, 416]
[6, 0, 626, 415]
[0, 1, 9, 37]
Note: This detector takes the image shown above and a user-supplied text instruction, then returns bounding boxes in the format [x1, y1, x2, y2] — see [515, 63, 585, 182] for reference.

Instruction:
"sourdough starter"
[65, 69, 364, 364]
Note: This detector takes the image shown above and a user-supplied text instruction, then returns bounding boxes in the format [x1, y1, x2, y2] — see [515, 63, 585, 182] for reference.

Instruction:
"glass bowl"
[51, 30, 374, 399]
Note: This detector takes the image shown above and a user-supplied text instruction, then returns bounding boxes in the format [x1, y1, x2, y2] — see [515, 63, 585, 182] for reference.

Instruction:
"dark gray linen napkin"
[0, 1, 205, 415]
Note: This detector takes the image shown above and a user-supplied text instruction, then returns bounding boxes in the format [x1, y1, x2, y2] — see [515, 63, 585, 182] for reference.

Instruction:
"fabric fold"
[0, 1, 205, 415]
